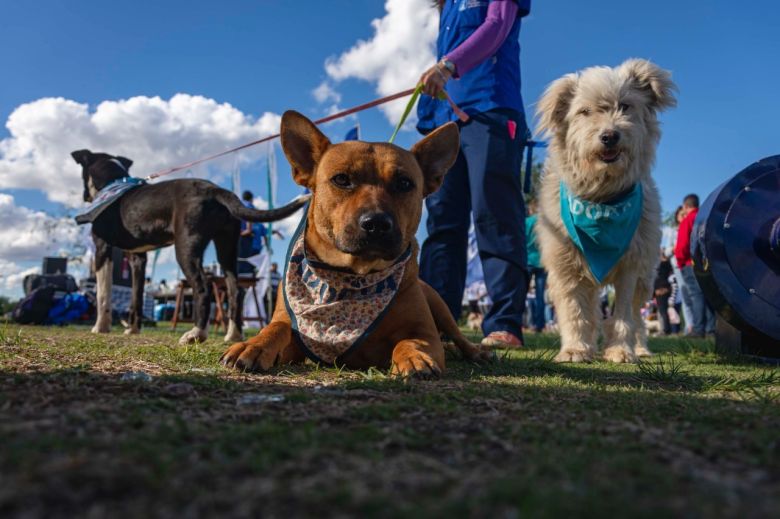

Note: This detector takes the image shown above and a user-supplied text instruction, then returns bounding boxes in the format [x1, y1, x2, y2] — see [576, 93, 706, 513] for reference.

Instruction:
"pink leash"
[145, 87, 468, 181]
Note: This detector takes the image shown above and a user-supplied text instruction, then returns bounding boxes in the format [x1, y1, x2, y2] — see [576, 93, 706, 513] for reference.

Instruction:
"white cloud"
[0, 194, 87, 296]
[0, 94, 281, 207]
[322, 0, 438, 125]
[312, 82, 342, 105]
[0, 194, 80, 262]
[0, 259, 39, 293]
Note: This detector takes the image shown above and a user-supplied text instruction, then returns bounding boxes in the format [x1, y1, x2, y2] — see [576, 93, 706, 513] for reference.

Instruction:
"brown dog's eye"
[395, 176, 415, 193]
[578, 108, 591, 116]
[330, 173, 353, 189]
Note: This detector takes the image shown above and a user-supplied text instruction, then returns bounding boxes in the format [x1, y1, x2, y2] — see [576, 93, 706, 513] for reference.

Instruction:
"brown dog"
[221, 111, 488, 377]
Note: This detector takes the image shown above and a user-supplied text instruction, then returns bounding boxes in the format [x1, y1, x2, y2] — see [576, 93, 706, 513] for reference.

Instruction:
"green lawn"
[0, 323, 778, 518]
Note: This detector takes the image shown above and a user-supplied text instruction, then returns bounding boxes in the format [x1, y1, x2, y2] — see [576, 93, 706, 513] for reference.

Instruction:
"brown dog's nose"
[359, 212, 394, 236]
[600, 130, 620, 147]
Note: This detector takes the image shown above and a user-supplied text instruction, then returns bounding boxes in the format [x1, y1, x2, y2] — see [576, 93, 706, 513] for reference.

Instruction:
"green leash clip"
[388, 86, 466, 144]
[388, 84, 423, 144]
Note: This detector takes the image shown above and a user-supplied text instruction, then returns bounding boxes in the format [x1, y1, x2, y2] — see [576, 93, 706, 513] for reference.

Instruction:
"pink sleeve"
[446, 0, 519, 78]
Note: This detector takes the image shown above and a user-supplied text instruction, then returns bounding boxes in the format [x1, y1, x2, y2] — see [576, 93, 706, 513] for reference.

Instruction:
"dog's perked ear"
[411, 122, 459, 197]
[280, 110, 331, 188]
[620, 59, 677, 111]
[536, 74, 577, 138]
[116, 156, 133, 170]
[71, 149, 94, 167]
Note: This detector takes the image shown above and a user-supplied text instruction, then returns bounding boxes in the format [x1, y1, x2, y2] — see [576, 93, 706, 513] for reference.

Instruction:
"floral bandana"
[559, 181, 643, 283]
[283, 205, 411, 365]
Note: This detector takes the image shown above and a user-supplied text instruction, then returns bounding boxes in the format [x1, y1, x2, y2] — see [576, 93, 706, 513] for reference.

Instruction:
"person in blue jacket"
[239, 190, 267, 275]
[417, 0, 532, 349]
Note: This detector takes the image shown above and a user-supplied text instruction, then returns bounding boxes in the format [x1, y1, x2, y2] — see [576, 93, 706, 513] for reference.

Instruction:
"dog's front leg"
[603, 272, 640, 363]
[125, 252, 147, 335]
[391, 339, 445, 380]
[221, 321, 298, 371]
[548, 271, 599, 362]
[92, 240, 112, 334]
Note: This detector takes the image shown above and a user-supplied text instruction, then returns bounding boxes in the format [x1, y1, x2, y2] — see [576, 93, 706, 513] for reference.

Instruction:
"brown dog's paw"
[391, 350, 442, 380]
[220, 342, 278, 372]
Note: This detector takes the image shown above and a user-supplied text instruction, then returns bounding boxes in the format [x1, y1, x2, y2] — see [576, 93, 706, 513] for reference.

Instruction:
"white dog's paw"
[91, 322, 111, 334]
[634, 345, 653, 358]
[223, 321, 244, 343]
[179, 327, 208, 345]
[223, 331, 244, 343]
[603, 345, 638, 363]
[554, 346, 595, 363]
[224, 332, 244, 344]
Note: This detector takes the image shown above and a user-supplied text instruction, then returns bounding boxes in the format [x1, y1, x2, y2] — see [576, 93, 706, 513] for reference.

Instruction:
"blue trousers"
[420, 109, 528, 338]
[680, 265, 715, 335]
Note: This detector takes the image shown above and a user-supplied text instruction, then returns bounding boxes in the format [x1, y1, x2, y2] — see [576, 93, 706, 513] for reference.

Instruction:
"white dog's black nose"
[359, 212, 394, 236]
[600, 130, 621, 147]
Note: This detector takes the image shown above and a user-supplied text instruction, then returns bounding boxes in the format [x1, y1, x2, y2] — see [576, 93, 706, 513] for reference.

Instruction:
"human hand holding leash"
[419, 59, 454, 98]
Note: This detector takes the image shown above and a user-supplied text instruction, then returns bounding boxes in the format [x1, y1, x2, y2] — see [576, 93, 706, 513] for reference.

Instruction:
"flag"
[151, 248, 161, 279]
[266, 141, 278, 207]
[266, 141, 278, 248]
[230, 153, 241, 195]
[344, 125, 360, 141]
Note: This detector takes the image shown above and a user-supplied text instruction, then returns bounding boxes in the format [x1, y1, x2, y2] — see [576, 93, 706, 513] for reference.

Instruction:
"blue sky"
[1, 0, 779, 296]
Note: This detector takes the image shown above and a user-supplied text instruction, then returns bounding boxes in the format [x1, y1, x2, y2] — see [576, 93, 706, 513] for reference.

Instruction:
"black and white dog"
[71, 149, 306, 344]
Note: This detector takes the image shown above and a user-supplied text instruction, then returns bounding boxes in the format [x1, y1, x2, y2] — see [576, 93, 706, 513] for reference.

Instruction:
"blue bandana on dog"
[559, 181, 643, 283]
[74, 177, 146, 224]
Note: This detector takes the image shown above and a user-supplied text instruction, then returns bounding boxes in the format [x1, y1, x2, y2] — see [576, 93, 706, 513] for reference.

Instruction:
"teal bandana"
[559, 181, 643, 283]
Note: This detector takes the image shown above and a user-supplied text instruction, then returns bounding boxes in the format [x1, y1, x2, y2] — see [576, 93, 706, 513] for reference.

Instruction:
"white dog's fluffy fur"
[535, 59, 676, 363]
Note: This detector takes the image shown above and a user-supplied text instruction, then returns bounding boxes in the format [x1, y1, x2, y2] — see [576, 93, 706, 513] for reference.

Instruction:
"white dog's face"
[537, 59, 676, 199]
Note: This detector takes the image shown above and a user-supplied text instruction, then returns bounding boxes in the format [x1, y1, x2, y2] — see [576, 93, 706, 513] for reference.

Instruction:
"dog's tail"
[419, 280, 494, 363]
[216, 190, 310, 222]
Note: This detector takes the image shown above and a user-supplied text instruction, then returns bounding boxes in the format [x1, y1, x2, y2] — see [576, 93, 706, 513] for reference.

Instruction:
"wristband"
[435, 65, 449, 83]
[439, 58, 457, 75]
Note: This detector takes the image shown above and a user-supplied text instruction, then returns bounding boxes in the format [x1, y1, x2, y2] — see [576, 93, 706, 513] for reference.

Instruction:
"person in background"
[669, 205, 693, 333]
[239, 190, 267, 275]
[668, 273, 682, 334]
[599, 287, 611, 319]
[525, 200, 546, 333]
[653, 252, 673, 335]
[417, 0, 532, 350]
[674, 194, 715, 337]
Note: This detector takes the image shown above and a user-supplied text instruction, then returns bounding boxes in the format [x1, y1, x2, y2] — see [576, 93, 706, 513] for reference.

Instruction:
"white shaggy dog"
[535, 59, 676, 363]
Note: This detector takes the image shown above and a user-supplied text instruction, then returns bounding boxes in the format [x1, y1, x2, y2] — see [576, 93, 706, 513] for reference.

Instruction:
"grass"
[0, 323, 778, 518]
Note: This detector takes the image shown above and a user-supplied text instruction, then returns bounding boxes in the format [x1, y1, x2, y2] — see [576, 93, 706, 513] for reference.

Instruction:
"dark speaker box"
[42, 257, 67, 275]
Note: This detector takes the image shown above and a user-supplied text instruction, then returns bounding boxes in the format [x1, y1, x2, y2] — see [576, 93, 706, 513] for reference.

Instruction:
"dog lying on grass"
[221, 111, 490, 378]
[535, 59, 677, 363]
[72, 149, 307, 344]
